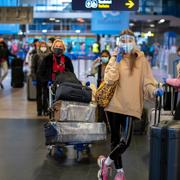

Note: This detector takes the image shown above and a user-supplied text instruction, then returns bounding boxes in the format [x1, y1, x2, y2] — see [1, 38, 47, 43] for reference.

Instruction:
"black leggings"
[174, 101, 180, 120]
[107, 112, 134, 169]
[36, 81, 48, 113]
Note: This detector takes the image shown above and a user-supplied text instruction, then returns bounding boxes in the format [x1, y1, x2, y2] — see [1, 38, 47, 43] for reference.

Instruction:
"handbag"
[95, 81, 117, 108]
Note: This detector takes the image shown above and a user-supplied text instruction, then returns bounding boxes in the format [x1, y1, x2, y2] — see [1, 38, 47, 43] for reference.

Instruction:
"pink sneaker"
[114, 171, 125, 180]
[97, 155, 111, 180]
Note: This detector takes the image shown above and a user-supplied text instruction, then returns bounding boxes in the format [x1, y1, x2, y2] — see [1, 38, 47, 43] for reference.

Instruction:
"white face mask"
[40, 47, 47, 52]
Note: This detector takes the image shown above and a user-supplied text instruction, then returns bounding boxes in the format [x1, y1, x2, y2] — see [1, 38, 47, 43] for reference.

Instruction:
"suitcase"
[45, 122, 106, 144]
[53, 100, 96, 122]
[163, 84, 178, 111]
[149, 109, 173, 127]
[11, 58, 24, 88]
[55, 82, 92, 103]
[27, 75, 36, 101]
[56, 122, 106, 143]
[149, 96, 180, 180]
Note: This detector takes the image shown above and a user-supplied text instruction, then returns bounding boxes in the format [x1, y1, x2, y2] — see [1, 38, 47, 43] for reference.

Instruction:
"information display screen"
[72, 0, 139, 11]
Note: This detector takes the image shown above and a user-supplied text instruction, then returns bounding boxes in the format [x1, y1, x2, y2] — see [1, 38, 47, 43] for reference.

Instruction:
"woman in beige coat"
[97, 29, 163, 180]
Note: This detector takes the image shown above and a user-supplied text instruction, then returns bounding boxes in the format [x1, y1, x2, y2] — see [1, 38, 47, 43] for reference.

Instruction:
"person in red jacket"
[39, 39, 74, 84]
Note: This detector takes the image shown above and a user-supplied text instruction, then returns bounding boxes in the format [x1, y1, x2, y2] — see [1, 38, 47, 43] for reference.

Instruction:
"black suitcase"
[11, 58, 24, 88]
[163, 84, 178, 111]
[55, 82, 92, 103]
[149, 96, 180, 180]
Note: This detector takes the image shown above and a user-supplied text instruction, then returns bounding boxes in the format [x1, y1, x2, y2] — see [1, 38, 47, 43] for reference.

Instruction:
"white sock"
[117, 168, 124, 173]
[105, 156, 113, 166]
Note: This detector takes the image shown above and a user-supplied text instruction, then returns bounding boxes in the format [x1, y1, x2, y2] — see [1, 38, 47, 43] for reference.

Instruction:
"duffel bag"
[55, 82, 92, 103]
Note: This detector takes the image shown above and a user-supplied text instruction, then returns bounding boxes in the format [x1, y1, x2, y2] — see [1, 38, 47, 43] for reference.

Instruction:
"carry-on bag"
[149, 95, 180, 180]
[11, 58, 24, 88]
[27, 75, 36, 100]
[53, 100, 96, 122]
[55, 82, 92, 103]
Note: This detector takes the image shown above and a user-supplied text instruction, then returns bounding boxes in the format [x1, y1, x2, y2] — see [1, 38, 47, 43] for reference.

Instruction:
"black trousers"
[36, 81, 48, 114]
[107, 112, 134, 169]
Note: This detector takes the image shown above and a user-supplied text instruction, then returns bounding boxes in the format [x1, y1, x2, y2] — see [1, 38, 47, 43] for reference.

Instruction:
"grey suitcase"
[149, 95, 180, 180]
[53, 100, 96, 122]
[27, 75, 36, 101]
[55, 122, 106, 143]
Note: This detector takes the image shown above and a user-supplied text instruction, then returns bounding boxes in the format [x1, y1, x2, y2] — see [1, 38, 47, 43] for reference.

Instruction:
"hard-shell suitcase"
[27, 75, 36, 101]
[56, 122, 106, 143]
[53, 100, 96, 122]
[45, 122, 107, 144]
[11, 58, 24, 88]
[149, 95, 180, 180]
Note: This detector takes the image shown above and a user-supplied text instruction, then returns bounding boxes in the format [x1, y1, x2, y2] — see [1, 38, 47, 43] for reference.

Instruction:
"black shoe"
[0, 83, 4, 89]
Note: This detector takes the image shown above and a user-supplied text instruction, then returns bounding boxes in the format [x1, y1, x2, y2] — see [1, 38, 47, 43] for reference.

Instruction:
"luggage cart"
[46, 84, 94, 161]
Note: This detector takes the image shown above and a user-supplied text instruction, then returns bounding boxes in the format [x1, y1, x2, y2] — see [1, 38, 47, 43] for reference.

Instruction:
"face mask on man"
[54, 48, 63, 55]
[121, 43, 134, 54]
[101, 57, 109, 64]
[40, 47, 47, 52]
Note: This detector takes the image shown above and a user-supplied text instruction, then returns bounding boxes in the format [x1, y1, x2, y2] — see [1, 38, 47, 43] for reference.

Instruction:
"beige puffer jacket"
[104, 49, 157, 119]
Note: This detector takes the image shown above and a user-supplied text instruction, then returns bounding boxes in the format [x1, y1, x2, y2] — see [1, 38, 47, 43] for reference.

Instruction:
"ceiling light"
[55, 19, 60, 23]
[42, 29, 47, 33]
[150, 24, 155, 27]
[18, 31, 23, 35]
[129, 23, 134, 27]
[42, 22, 47, 25]
[49, 18, 55, 21]
[158, 19, 165, 24]
[75, 30, 81, 33]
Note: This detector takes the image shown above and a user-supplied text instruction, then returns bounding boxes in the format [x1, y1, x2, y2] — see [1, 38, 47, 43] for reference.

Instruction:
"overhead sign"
[0, 24, 20, 34]
[0, 7, 33, 24]
[72, 0, 139, 11]
[91, 11, 129, 35]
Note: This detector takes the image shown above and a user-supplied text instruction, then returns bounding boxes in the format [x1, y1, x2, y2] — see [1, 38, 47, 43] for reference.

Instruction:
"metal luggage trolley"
[45, 84, 106, 161]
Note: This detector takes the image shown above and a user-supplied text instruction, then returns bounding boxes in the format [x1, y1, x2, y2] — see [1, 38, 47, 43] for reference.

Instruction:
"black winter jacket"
[39, 53, 74, 82]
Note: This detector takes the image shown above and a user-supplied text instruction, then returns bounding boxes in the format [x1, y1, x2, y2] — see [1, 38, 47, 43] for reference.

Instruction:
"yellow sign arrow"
[125, 0, 135, 9]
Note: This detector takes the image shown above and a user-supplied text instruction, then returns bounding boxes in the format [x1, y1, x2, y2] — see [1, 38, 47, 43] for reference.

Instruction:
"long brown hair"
[120, 29, 137, 75]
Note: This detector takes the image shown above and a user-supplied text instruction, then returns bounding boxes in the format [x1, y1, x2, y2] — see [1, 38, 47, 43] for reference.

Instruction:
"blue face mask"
[121, 43, 134, 54]
[101, 57, 109, 64]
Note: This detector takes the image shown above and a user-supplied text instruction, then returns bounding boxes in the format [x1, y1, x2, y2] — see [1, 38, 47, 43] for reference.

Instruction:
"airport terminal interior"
[0, 0, 180, 180]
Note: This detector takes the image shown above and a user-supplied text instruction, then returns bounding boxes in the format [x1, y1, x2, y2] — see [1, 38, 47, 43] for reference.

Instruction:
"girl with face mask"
[97, 29, 163, 180]
[31, 41, 50, 116]
[90, 50, 111, 130]
[90, 50, 111, 88]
